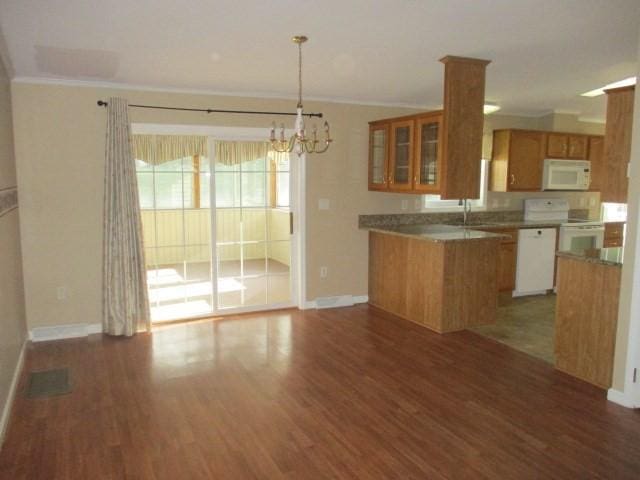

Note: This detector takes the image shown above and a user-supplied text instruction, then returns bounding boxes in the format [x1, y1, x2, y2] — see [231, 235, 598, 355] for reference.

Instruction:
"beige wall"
[0, 55, 26, 437]
[611, 33, 640, 392]
[11, 81, 419, 329]
[11, 81, 609, 331]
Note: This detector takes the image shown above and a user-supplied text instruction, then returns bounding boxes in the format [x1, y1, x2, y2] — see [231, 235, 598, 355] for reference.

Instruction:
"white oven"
[542, 159, 591, 191]
[559, 224, 605, 252]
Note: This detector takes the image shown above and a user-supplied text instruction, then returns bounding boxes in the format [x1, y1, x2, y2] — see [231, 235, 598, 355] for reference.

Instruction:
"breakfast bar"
[368, 225, 503, 333]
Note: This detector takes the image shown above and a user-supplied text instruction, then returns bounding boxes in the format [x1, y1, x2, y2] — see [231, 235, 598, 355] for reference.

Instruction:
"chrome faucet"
[459, 198, 472, 225]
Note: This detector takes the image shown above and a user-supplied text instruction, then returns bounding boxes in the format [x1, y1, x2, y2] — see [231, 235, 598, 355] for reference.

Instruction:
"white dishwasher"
[514, 228, 556, 297]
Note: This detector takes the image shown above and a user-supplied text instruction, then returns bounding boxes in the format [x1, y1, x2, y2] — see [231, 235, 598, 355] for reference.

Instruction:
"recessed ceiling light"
[483, 103, 501, 114]
[581, 77, 636, 97]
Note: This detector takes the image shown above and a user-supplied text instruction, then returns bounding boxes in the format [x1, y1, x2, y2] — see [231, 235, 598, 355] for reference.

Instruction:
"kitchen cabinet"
[604, 222, 625, 247]
[389, 120, 414, 191]
[476, 227, 518, 292]
[601, 85, 635, 203]
[368, 123, 389, 190]
[588, 135, 605, 192]
[367, 56, 489, 198]
[546, 133, 589, 159]
[413, 113, 443, 193]
[367, 123, 389, 190]
[368, 112, 443, 193]
[490, 129, 546, 191]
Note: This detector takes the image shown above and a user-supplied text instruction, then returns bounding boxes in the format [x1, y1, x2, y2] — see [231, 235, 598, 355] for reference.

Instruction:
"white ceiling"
[1, 0, 639, 121]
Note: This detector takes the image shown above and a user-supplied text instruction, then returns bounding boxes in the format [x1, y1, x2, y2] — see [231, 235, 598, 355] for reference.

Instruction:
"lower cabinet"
[478, 228, 518, 292]
[604, 222, 625, 247]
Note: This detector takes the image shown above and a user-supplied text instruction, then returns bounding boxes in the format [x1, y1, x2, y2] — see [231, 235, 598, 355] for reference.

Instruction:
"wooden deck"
[1, 305, 639, 479]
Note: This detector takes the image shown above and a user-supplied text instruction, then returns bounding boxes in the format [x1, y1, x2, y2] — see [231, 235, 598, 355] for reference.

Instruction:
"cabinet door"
[498, 243, 517, 292]
[368, 124, 389, 191]
[413, 115, 442, 192]
[389, 120, 414, 191]
[588, 135, 604, 192]
[508, 131, 545, 190]
[567, 135, 588, 159]
[547, 133, 568, 158]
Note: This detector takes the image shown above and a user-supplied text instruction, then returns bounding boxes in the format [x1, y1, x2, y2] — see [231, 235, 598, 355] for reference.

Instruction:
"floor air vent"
[26, 368, 72, 398]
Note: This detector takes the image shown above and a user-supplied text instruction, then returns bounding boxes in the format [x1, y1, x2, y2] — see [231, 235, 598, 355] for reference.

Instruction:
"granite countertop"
[369, 224, 506, 243]
[556, 247, 624, 267]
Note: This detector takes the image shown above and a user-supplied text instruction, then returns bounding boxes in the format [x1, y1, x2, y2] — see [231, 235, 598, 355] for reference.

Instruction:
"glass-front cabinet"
[367, 111, 442, 193]
[368, 123, 389, 190]
[413, 114, 442, 192]
[389, 120, 414, 191]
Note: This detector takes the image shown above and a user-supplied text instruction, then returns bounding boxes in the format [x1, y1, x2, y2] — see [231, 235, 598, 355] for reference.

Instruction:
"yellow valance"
[214, 141, 271, 166]
[133, 135, 208, 165]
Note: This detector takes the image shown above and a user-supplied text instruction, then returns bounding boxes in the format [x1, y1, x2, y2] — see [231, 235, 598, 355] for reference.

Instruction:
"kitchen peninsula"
[555, 248, 623, 388]
[368, 224, 503, 333]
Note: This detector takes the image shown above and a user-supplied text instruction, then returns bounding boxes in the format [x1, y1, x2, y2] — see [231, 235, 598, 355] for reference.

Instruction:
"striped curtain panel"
[102, 97, 150, 336]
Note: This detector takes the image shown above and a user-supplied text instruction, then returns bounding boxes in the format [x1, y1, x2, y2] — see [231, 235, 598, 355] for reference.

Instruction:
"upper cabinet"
[414, 113, 443, 193]
[601, 85, 635, 203]
[368, 123, 389, 191]
[367, 56, 490, 197]
[490, 129, 605, 193]
[389, 120, 415, 191]
[368, 112, 442, 193]
[546, 133, 589, 159]
[490, 129, 547, 191]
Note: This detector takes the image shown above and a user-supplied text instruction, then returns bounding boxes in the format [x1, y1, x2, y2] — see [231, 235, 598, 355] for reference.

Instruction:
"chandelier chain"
[297, 41, 303, 108]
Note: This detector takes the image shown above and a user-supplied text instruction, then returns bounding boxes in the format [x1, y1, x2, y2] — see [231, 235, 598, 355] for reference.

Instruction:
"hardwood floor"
[1, 305, 639, 479]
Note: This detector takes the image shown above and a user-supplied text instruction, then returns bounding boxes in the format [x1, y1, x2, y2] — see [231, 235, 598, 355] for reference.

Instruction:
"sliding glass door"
[135, 134, 296, 322]
[213, 143, 293, 310]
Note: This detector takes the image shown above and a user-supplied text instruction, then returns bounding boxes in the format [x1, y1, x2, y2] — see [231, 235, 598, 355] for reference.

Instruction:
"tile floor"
[470, 293, 556, 364]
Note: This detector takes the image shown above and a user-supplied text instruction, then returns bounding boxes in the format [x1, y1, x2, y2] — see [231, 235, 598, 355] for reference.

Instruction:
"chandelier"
[269, 36, 332, 155]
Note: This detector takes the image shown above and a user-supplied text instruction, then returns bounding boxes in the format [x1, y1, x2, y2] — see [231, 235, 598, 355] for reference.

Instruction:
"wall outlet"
[56, 286, 67, 301]
[401, 199, 408, 210]
[318, 199, 330, 210]
[320, 266, 328, 278]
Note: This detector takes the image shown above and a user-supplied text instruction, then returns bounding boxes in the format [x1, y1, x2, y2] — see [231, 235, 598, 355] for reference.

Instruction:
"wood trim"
[439, 56, 489, 199]
[555, 256, 621, 389]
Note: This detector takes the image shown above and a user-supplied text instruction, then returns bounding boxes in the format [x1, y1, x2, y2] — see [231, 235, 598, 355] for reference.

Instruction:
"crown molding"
[11, 75, 432, 110]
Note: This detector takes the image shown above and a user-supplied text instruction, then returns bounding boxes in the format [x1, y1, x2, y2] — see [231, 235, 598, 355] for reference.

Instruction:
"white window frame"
[421, 159, 489, 212]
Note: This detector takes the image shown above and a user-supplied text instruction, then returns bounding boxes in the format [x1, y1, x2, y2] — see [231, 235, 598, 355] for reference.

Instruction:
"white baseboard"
[305, 294, 368, 310]
[607, 388, 638, 408]
[30, 322, 102, 342]
[0, 340, 26, 447]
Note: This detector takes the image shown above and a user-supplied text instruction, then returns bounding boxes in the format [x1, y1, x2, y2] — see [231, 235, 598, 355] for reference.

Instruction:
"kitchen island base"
[369, 230, 501, 333]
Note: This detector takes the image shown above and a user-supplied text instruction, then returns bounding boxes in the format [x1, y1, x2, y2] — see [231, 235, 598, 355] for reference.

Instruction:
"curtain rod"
[96, 100, 323, 118]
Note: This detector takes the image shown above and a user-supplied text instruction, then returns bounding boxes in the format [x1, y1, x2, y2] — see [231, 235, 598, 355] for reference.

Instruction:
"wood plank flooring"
[1, 305, 640, 479]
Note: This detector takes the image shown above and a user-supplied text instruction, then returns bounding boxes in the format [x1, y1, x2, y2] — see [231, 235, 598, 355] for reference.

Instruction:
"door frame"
[131, 123, 306, 317]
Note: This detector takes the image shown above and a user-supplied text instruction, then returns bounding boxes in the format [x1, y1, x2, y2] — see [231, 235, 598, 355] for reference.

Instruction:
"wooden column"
[601, 85, 634, 203]
[439, 56, 491, 200]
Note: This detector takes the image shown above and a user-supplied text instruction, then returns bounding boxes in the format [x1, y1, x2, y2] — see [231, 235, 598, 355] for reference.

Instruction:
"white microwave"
[542, 159, 591, 191]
